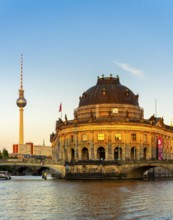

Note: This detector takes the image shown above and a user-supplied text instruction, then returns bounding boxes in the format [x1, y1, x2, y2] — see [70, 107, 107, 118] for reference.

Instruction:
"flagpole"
[59, 102, 62, 119]
[61, 107, 62, 120]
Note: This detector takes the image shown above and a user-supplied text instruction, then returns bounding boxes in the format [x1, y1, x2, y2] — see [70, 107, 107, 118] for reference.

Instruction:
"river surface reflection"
[0, 176, 173, 220]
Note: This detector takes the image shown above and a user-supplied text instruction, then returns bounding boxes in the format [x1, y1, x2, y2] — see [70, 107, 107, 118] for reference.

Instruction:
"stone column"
[64, 138, 68, 161]
[64, 147, 67, 161]
[151, 135, 156, 159]
[75, 132, 79, 161]
[107, 131, 112, 160]
[124, 131, 128, 160]
[134, 148, 136, 160]
[78, 147, 81, 160]
[107, 143, 112, 160]
[94, 147, 98, 160]
[89, 131, 94, 160]
[60, 138, 63, 161]
[90, 142, 94, 160]
[139, 134, 143, 160]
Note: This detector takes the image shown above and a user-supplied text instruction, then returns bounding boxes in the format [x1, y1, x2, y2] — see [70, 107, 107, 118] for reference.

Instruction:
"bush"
[2, 148, 9, 158]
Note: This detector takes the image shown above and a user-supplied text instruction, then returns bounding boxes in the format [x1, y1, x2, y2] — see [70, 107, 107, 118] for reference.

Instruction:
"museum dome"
[79, 75, 139, 107]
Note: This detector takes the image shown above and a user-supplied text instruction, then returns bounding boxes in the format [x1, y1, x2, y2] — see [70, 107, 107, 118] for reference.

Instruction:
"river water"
[0, 176, 173, 220]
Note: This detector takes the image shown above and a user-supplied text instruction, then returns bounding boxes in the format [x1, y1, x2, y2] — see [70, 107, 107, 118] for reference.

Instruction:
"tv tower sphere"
[16, 96, 27, 108]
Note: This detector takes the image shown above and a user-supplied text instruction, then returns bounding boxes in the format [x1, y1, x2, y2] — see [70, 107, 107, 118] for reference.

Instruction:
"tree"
[2, 148, 9, 158]
[0, 150, 3, 159]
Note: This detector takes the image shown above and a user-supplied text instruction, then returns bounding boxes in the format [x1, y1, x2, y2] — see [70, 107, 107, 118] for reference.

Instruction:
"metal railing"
[65, 159, 173, 166]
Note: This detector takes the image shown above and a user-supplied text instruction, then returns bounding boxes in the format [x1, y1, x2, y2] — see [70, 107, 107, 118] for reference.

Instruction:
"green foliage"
[0, 150, 3, 159]
[2, 148, 9, 158]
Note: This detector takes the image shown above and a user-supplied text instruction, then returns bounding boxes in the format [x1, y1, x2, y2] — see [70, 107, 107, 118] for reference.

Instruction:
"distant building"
[12, 143, 52, 159]
[50, 75, 173, 179]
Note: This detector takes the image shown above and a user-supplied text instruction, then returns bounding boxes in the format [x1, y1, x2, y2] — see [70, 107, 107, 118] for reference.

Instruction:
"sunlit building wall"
[51, 75, 173, 165]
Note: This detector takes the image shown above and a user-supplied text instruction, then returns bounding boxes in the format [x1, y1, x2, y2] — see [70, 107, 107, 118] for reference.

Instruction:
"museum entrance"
[97, 147, 105, 160]
[131, 147, 136, 160]
[82, 147, 89, 160]
[143, 147, 147, 159]
[71, 148, 75, 161]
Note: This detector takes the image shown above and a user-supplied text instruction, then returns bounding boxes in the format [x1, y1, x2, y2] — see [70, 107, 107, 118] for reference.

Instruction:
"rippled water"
[0, 176, 173, 220]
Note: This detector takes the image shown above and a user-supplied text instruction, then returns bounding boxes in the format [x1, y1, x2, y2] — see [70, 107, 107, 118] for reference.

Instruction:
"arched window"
[114, 146, 122, 160]
[97, 147, 105, 160]
[82, 147, 89, 160]
[143, 147, 147, 160]
[71, 148, 75, 161]
[131, 147, 136, 160]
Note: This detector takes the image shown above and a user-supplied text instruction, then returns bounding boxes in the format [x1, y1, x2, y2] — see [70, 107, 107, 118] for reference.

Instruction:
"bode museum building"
[50, 75, 173, 179]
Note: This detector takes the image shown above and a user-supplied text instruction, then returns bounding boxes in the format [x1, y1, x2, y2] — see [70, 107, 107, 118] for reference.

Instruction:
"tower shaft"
[19, 108, 24, 144]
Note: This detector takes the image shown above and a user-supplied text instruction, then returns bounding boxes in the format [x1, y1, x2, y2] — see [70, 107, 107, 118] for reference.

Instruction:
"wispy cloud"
[114, 61, 144, 78]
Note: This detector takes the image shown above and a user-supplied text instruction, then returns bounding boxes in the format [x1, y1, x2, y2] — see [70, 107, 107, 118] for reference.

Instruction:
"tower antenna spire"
[20, 54, 23, 89]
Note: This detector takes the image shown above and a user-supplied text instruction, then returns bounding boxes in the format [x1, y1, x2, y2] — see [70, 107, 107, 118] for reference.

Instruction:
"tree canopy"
[0, 148, 9, 159]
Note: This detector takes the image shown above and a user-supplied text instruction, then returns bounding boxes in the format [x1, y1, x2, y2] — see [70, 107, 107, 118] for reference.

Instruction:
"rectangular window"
[131, 133, 136, 141]
[98, 133, 104, 141]
[82, 134, 88, 141]
[115, 134, 122, 141]
[112, 108, 118, 114]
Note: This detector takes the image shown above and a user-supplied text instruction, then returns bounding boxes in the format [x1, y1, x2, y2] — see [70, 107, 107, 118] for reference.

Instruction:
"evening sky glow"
[1, 0, 173, 151]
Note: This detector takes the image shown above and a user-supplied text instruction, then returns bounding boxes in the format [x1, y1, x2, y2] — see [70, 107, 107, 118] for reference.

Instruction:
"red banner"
[158, 137, 163, 160]
[59, 103, 62, 112]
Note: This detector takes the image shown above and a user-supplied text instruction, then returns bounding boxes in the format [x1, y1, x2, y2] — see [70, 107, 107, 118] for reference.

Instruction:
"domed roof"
[79, 75, 139, 107]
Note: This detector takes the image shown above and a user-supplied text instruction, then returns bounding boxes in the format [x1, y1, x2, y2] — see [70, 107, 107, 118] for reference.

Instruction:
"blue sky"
[1, 0, 173, 151]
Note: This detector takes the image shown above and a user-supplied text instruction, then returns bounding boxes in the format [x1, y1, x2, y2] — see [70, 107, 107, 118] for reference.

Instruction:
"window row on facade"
[60, 132, 173, 146]
[64, 133, 148, 143]
[57, 145, 173, 162]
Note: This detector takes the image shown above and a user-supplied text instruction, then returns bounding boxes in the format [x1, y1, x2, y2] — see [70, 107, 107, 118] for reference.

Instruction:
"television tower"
[16, 54, 27, 144]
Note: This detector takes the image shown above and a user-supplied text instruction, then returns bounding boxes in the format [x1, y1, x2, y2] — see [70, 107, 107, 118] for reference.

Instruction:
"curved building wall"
[51, 122, 173, 162]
